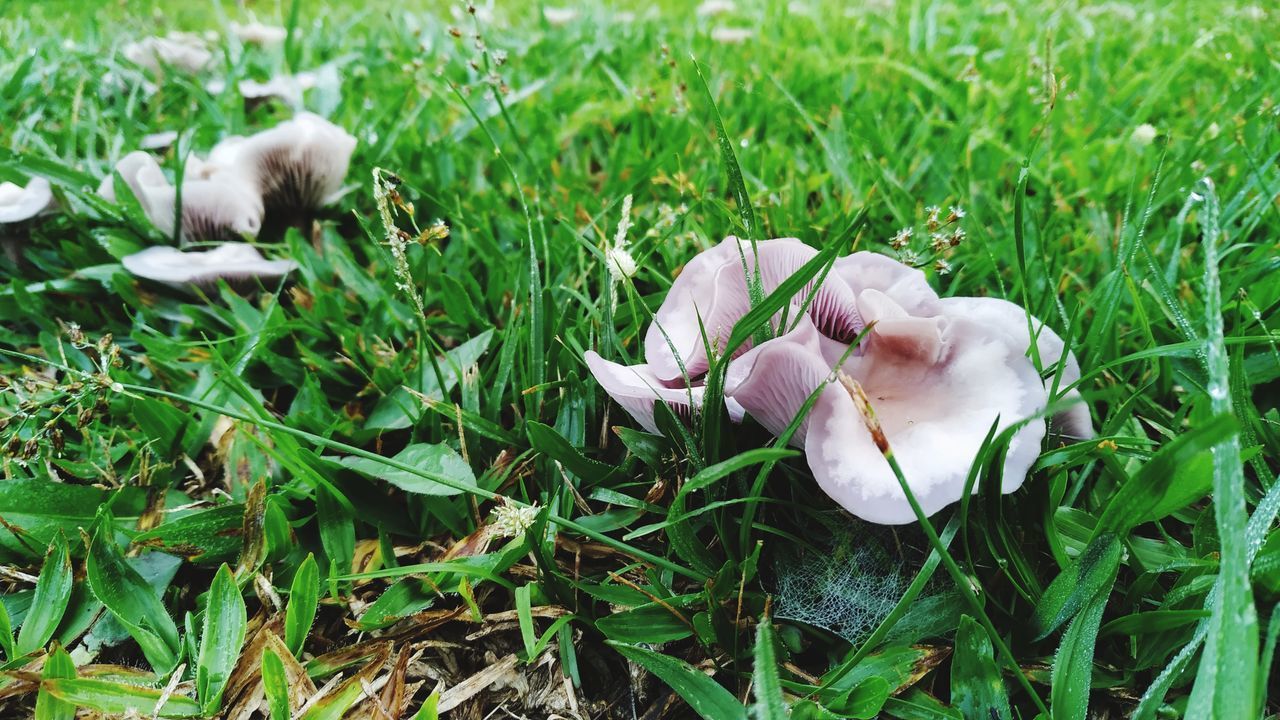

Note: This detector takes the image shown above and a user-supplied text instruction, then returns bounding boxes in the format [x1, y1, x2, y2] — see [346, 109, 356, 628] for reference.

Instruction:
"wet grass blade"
[1184, 178, 1259, 719]
[752, 615, 787, 720]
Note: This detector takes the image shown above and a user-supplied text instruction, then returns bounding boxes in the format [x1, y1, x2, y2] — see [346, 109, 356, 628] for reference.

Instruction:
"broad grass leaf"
[526, 421, 621, 485]
[595, 601, 694, 644]
[752, 617, 786, 720]
[951, 615, 1012, 720]
[196, 564, 247, 715]
[0, 480, 147, 560]
[315, 486, 355, 575]
[606, 640, 747, 720]
[261, 645, 291, 720]
[614, 426, 670, 469]
[42, 678, 201, 718]
[1098, 610, 1209, 637]
[828, 676, 891, 719]
[357, 579, 434, 630]
[411, 691, 440, 720]
[337, 442, 477, 496]
[16, 533, 72, 656]
[880, 689, 963, 719]
[34, 643, 75, 720]
[1032, 533, 1123, 640]
[133, 505, 244, 565]
[86, 512, 180, 673]
[286, 553, 320, 657]
[0, 600, 12, 663]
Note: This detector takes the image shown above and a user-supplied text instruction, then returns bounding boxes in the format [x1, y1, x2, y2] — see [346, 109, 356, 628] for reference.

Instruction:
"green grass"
[1, 0, 1278, 717]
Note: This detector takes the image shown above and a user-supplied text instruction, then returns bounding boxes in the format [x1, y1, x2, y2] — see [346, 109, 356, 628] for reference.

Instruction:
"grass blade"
[1049, 555, 1117, 720]
[951, 615, 1011, 720]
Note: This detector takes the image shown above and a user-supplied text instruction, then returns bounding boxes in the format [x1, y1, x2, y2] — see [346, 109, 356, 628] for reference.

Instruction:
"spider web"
[771, 516, 928, 645]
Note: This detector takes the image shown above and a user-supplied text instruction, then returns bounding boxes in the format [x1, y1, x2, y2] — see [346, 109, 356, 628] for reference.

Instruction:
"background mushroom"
[122, 33, 213, 75]
[121, 242, 296, 291]
[206, 112, 356, 228]
[0, 176, 54, 262]
[99, 151, 264, 244]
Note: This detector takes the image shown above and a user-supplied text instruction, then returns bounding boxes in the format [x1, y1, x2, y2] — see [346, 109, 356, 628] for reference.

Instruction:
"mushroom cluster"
[586, 236, 1093, 524]
[100, 112, 355, 289]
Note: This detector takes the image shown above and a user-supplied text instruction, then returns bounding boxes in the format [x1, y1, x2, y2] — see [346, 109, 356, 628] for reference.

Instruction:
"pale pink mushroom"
[726, 289, 1048, 524]
[585, 241, 1090, 524]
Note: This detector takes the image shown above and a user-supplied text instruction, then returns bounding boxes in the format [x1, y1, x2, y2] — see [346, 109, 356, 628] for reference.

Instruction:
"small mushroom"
[236, 72, 318, 109]
[543, 7, 579, 25]
[206, 112, 356, 220]
[121, 242, 296, 290]
[99, 151, 263, 243]
[122, 33, 213, 75]
[710, 27, 754, 44]
[229, 20, 288, 48]
[139, 130, 180, 152]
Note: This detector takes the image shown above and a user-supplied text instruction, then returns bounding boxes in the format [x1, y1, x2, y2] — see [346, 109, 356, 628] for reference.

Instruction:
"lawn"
[1, 0, 1278, 717]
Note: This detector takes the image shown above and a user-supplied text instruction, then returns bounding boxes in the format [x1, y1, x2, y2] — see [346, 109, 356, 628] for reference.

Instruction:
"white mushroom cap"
[122, 33, 213, 74]
[0, 177, 53, 224]
[122, 243, 296, 289]
[99, 151, 264, 243]
[207, 112, 356, 213]
[832, 251, 942, 316]
[696, 0, 737, 16]
[939, 296, 1094, 439]
[229, 20, 288, 47]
